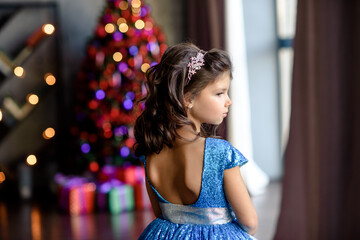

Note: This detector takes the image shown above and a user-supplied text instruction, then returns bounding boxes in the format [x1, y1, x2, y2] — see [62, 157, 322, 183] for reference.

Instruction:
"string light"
[27, 94, 39, 105]
[113, 52, 123, 62]
[123, 99, 133, 110]
[26, 155, 37, 166]
[42, 24, 55, 35]
[113, 32, 123, 41]
[118, 62, 128, 73]
[0, 171, 5, 183]
[135, 20, 145, 30]
[117, 18, 126, 25]
[44, 73, 56, 85]
[120, 146, 130, 157]
[132, 7, 141, 16]
[14, 66, 25, 78]
[141, 63, 150, 72]
[131, 0, 141, 8]
[81, 143, 91, 154]
[144, 21, 153, 31]
[105, 23, 115, 34]
[118, 1, 128, 10]
[95, 89, 106, 100]
[89, 162, 99, 172]
[43, 127, 55, 140]
[119, 23, 129, 33]
[128, 46, 138, 56]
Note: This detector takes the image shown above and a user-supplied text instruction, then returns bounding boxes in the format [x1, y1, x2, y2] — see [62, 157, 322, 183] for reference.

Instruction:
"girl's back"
[146, 137, 205, 205]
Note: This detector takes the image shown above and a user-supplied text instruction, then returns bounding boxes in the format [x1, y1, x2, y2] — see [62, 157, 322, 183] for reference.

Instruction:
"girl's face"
[186, 72, 232, 131]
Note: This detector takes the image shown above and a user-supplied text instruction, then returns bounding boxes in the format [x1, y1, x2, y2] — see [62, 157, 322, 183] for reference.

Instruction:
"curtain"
[275, 0, 360, 239]
[185, 0, 225, 49]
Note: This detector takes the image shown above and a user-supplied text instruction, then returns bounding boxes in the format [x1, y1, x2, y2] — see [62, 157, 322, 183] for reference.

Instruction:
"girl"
[134, 43, 258, 239]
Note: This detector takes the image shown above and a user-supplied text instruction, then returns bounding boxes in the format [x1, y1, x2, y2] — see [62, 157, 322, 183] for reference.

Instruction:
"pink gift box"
[134, 179, 152, 210]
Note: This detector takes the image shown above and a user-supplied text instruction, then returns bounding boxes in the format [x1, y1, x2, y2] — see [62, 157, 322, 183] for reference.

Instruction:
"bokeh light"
[89, 162, 99, 172]
[113, 32, 123, 41]
[120, 146, 130, 157]
[114, 125, 128, 137]
[141, 63, 150, 72]
[140, 7, 148, 17]
[119, 1, 128, 10]
[14, 66, 25, 78]
[118, 62, 128, 73]
[0, 109, 2, 122]
[135, 20, 145, 29]
[123, 99, 133, 110]
[88, 99, 99, 109]
[95, 89, 106, 100]
[0, 171, 5, 183]
[113, 52, 123, 62]
[44, 73, 56, 85]
[129, 46, 138, 56]
[102, 122, 112, 130]
[26, 155, 37, 166]
[125, 91, 135, 100]
[104, 129, 113, 138]
[131, 0, 141, 8]
[132, 6, 141, 16]
[119, 23, 129, 33]
[27, 94, 39, 105]
[144, 21, 153, 31]
[105, 23, 115, 33]
[43, 127, 55, 140]
[117, 17, 127, 25]
[81, 143, 91, 154]
[42, 24, 55, 35]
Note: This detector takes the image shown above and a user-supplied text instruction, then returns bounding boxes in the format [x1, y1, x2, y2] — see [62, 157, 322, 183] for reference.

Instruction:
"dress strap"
[159, 202, 234, 225]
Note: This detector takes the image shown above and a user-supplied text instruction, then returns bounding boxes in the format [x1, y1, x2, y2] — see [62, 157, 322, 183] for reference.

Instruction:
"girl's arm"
[145, 179, 162, 218]
[224, 166, 258, 235]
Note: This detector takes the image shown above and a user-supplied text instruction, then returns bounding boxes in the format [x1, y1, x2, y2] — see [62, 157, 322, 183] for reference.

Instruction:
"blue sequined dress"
[138, 138, 255, 240]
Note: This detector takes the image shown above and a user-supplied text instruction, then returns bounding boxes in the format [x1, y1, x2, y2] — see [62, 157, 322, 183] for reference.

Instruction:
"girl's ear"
[184, 92, 193, 108]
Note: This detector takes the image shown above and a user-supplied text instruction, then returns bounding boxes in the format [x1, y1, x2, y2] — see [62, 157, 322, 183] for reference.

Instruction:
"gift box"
[56, 175, 96, 215]
[97, 178, 122, 211]
[109, 184, 134, 214]
[134, 179, 152, 210]
[69, 183, 96, 215]
[116, 165, 145, 186]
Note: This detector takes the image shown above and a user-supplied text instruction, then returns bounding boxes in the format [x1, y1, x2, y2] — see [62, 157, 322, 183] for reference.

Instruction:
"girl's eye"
[216, 92, 223, 96]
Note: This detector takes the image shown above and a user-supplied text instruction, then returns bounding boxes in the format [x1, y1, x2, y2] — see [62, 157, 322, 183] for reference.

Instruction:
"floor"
[0, 181, 281, 240]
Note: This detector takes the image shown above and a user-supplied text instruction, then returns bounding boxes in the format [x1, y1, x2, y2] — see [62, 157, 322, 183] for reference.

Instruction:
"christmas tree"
[70, 0, 167, 172]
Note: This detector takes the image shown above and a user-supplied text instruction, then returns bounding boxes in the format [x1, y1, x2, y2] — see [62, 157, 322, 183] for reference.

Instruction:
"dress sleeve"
[225, 144, 248, 169]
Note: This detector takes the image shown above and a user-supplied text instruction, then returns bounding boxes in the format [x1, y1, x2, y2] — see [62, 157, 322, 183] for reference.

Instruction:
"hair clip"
[186, 50, 206, 84]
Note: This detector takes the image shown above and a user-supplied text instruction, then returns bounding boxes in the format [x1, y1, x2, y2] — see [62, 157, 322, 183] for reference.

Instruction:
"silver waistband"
[159, 202, 234, 225]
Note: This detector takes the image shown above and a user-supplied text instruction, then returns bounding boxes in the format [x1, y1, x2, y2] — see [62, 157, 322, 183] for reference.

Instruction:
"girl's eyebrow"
[217, 88, 228, 92]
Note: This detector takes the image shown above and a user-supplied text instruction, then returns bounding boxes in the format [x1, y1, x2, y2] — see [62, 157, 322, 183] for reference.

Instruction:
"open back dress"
[138, 137, 255, 240]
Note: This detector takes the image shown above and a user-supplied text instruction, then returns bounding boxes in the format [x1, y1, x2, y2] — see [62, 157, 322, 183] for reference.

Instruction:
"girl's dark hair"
[134, 42, 232, 157]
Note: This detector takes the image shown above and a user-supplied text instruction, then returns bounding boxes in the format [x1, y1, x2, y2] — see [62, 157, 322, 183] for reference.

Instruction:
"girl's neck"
[175, 125, 201, 144]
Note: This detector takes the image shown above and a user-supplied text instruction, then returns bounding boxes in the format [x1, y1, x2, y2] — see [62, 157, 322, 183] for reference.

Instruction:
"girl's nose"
[226, 97, 232, 107]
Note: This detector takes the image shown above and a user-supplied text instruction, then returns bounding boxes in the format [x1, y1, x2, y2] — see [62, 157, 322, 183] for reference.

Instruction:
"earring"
[188, 105, 193, 109]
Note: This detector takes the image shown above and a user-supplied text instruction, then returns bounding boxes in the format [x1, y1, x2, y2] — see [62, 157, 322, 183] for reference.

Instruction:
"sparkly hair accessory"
[186, 50, 206, 84]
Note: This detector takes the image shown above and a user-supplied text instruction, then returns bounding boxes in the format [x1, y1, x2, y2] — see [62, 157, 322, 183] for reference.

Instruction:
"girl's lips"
[223, 113, 228, 117]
